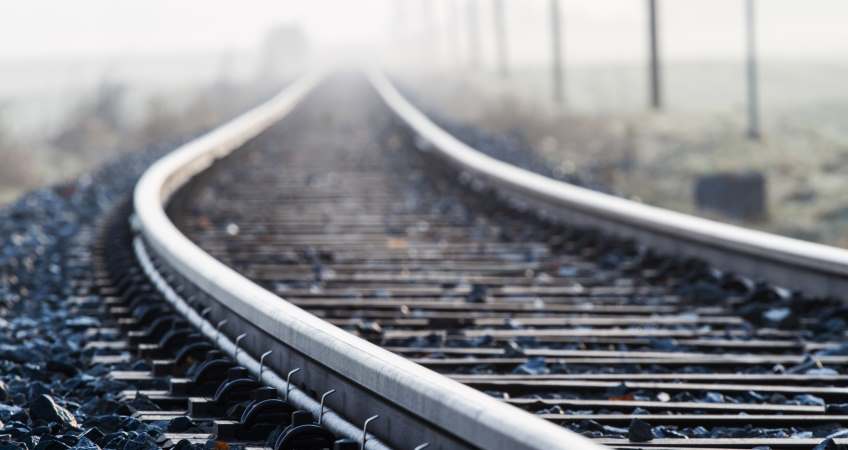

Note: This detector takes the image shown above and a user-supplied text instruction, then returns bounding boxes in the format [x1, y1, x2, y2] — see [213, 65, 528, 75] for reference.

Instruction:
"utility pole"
[745, 0, 761, 139]
[550, 0, 564, 105]
[467, 0, 481, 69]
[493, 0, 509, 78]
[647, 0, 662, 110]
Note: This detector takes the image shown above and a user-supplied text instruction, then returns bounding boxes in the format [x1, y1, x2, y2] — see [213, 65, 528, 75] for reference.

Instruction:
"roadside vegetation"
[405, 68, 848, 247]
[0, 77, 276, 206]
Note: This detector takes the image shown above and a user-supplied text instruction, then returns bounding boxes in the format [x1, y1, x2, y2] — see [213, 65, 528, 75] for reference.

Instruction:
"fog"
[3, 0, 848, 63]
[3, 0, 848, 244]
[0, 1, 389, 58]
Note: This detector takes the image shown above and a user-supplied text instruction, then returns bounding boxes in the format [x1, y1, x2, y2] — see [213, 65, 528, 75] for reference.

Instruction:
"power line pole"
[550, 0, 564, 105]
[647, 0, 662, 110]
[493, 0, 509, 78]
[745, 0, 761, 139]
[467, 0, 481, 69]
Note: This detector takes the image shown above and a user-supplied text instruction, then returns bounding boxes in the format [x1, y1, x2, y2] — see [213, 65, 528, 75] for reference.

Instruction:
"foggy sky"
[2, 0, 848, 64]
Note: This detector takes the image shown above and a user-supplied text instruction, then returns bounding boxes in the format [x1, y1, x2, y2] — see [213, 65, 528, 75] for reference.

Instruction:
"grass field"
[0, 54, 277, 205]
[402, 60, 848, 247]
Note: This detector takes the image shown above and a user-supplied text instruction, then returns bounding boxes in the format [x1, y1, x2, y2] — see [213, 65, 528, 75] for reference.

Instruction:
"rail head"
[367, 68, 848, 299]
[132, 71, 604, 450]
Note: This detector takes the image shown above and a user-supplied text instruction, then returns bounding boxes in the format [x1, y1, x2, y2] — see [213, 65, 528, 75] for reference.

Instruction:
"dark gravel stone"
[827, 404, 848, 414]
[100, 432, 129, 450]
[628, 418, 654, 442]
[503, 341, 525, 358]
[762, 307, 797, 329]
[690, 426, 710, 438]
[512, 357, 549, 375]
[27, 383, 52, 402]
[0, 134, 214, 450]
[827, 429, 848, 439]
[601, 425, 627, 436]
[0, 442, 28, 450]
[0, 404, 22, 422]
[167, 416, 195, 432]
[649, 338, 679, 352]
[71, 437, 99, 450]
[557, 266, 579, 277]
[763, 306, 790, 322]
[606, 383, 629, 398]
[680, 281, 725, 303]
[91, 379, 128, 396]
[466, 284, 488, 303]
[745, 391, 766, 402]
[127, 394, 159, 412]
[795, 394, 826, 407]
[812, 424, 848, 439]
[78, 398, 119, 416]
[83, 415, 125, 433]
[0, 347, 33, 364]
[46, 360, 79, 377]
[820, 318, 846, 335]
[130, 361, 151, 371]
[118, 417, 146, 433]
[80, 428, 105, 446]
[703, 392, 725, 403]
[812, 438, 837, 450]
[121, 432, 157, 450]
[653, 426, 688, 439]
[172, 440, 198, 450]
[29, 395, 78, 429]
[34, 437, 71, 450]
[770, 393, 788, 403]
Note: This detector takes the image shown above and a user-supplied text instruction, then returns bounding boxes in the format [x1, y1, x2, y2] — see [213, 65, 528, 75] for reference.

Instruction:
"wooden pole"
[745, 0, 762, 139]
[647, 0, 662, 110]
[493, 0, 509, 78]
[550, 0, 564, 104]
[467, 0, 481, 69]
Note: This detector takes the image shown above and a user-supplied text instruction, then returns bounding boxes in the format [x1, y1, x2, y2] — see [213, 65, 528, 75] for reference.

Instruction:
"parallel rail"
[368, 68, 848, 299]
[132, 71, 598, 449]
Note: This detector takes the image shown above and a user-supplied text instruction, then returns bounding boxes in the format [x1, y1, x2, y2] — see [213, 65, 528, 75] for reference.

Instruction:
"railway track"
[114, 70, 848, 450]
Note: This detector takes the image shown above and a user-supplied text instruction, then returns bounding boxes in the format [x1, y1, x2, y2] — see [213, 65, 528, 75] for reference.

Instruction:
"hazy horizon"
[3, 0, 848, 65]
[4, 0, 848, 139]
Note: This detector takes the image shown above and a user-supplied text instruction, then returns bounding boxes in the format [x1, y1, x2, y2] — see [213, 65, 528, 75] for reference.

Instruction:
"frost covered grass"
[402, 62, 848, 247]
[0, 79, 277, 206]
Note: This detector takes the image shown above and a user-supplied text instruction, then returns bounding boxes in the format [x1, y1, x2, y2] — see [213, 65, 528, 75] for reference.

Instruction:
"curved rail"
[132, 71, 602, 450]
[368, 68, 848, 299]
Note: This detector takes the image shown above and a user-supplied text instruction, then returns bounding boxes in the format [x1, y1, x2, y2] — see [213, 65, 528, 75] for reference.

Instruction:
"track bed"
[169, 75, 848, 449]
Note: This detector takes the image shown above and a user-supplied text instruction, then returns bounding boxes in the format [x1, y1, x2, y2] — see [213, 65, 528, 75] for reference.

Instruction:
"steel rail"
[132, 236, 385, 449]
[132, 70, 602, 450]
[368, 68, 848, 299]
